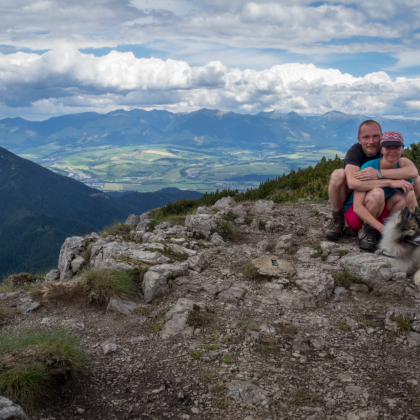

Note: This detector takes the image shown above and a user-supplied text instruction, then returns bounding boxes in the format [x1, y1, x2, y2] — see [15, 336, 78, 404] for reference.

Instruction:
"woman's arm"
[353, 190, 385, 233]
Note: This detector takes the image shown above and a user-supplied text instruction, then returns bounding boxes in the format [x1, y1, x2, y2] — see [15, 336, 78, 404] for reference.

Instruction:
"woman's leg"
[387, 190, 417, 214]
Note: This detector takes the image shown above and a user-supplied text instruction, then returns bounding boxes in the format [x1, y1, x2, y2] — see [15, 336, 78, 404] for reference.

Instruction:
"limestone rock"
[249, 200, 274, 216]
[218, 284, 247, 303]
[0, 396, 29, 420]
[275, 234, 296, 250]
[276, 290, 316, 309]
[45, 269, 60, 282]
[340, 254, 393, 285]
[58, 236, 87, 281]
[125, 214, 142, 228]
[196, 206, 214, 215]
[107, 297, 138, 315]
[61, 319, 85, 330]
[101, 340, 117, 354]
[295, 267, 335, 303]
[296, 247, 317, 262]
[226, 380, 270, 406]
[161, 298, 204, 339]
[210, 232, 225, 245]
[185, 214, 217, 238]
[231, 204, 246, 217]
[213, 196, 236, 211]
[71, 256, 86, 273]
[251, 255, 296, 277]
[187, 254, 205, 273]
[407, 331, 420, 347]
[349, 283, 369, 294]
[143, 262, 189, 303]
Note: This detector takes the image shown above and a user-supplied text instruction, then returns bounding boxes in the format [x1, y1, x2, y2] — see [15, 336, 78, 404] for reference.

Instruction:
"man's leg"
[328, 169, 347, 211]
[325, 169, 347, 240]
[358, 188, 385, 251]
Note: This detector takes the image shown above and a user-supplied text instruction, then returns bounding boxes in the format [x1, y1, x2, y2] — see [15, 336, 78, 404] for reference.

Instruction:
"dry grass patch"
[101, 222, 132, 240]
[0, 329, 84, 412]
[187, 305, 216, 328]
[290, 388, 322, 406]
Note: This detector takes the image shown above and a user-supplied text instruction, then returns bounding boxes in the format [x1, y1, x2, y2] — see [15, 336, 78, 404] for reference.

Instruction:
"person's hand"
[354, 167, 379, 180]
[389, 179, 414, 193]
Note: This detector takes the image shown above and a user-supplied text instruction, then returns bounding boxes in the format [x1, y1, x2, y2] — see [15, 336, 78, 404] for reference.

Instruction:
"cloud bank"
[1, 48, 419, 119]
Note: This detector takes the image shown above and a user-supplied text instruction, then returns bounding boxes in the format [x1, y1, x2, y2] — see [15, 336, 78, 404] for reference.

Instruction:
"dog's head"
[397, 206, 420, 245]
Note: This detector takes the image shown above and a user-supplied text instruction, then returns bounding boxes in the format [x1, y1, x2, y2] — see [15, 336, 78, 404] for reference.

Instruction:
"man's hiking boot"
[358, 223, 381, 251]
[325, 210, 345, 241]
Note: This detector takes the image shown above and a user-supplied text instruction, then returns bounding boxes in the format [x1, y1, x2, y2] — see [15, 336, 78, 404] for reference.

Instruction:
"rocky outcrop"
[184, 214, 217, 238]
[58, 236, 88, 282]
[143, 262, 189, 303]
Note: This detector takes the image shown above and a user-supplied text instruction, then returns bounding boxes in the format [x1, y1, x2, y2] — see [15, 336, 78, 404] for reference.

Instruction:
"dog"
[380, 206, 420, 284]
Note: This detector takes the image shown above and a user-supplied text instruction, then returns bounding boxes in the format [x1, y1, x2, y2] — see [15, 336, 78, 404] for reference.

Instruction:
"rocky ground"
[1, 199, 420, 420]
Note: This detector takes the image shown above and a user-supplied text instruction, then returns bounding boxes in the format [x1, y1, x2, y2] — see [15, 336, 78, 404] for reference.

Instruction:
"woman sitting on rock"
[343, 131, 417, 251]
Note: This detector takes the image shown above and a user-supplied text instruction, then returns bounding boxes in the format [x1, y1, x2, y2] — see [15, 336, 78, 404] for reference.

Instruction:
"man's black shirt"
[343, 143, 380, 169]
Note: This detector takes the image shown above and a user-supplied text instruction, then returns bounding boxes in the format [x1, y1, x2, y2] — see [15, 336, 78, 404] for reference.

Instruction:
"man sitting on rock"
[325, 119, 420, 248]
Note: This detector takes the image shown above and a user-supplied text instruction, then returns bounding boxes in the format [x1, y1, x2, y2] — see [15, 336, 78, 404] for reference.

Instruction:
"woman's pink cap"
[381, 130, 404, 147]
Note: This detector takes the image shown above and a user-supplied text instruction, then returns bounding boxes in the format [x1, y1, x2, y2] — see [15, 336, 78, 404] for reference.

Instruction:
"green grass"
[0, 329, 84, 411]
[409, 388, 420, 404]
[240, 262, 259, 280]
[189, 350, 202, 360]
[222, 211, 238, 222]
[187, 305, 216, 328]
[244, 216, 253, 225]
[149, 247, 189, 262]
[334, 321, 351, 331]
[0, 273, 38, 293]
[222, 355, 234, 364]
[264, 243, 276, 253]
[283, 246, 298, 255]
[205, 344, 220, 350]
[241, 320, 261, 332]
[393, 315, 413, 332]
[80, 267, 138, 304]
[290, 388, 322, 406]
[0, 304, 9, 321]
[211, 383, 226, 397]
[258, 220, 267, 230]
[211, 220, 240, 242]
[101, 222, 132, 241]
[257, 342, 278, 354]
[332, 270, 362, 289]
[147, 323, 163, 333]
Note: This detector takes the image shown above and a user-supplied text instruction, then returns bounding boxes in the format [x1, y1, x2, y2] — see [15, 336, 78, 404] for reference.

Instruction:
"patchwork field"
[23, 143, 345, 193]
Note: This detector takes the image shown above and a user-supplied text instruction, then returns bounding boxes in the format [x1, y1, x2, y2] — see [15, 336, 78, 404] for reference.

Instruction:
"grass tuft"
[149, 247, 189, 262]
[241, 320, 261, 332]
[80, 267, 138, 304]
[393, 315, 413, 332]
[222, 355, 234, 364]
[334, 321, 351, 331]
[240, 262, 259, 281]
[264, 243, 276, 253]
[332, 270, 362, 289]
[189, 350, 202, 360]
[290, 388, 321, 406]
[258, 220, 267, 230]
[187, 304, 216, 328]
[205, 344, 220, 350]
[147, 323, 163, 334]
[0, 329, 84, 412]
[211, 383, 226, 397]
[283, 246, 298, 255]
[244, 215, 253, 225]
[221, 211, 238, 222]
[101, 222, 132, 241]
[0, 304, 9, 321]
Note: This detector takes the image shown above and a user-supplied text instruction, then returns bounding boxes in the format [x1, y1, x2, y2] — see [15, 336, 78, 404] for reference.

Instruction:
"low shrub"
[221, 211, 237, 222]
[244, 215, 253, 225]
[1, 273, 38, 292]
[264, 243, 276, 253]
[258, 220, 267, 230]
[290, 388, 321, 405]
[241, 320, 261, 332]
[211, 220, 240, 242]
[240, 262, 259, 280]
[80, 267, 138, 304]
[101, 222, 132, 240]
[0, 329, 84, 411]
[189, 350, 202, 360]
[187, 304, 216, 328]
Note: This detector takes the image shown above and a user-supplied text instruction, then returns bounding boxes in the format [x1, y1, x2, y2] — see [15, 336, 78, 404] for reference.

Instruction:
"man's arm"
[345, 164, 414, 192]
[354, 157, 419, 181]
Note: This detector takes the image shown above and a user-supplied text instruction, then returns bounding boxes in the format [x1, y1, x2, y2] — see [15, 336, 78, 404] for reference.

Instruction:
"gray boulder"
[45, 269, 60, 282]
[71, 256, 86, 273]
[295, 267, 335, 303]
[340, 254, 393, 286]
[107, 297, 138, 315]
[213, 196, 236, 211]
[385, 307, 419, 333]
[196, 206, 214, 215]
[143, 262, 189, 303]
[185, 214, 217, 238]
[125, 214, 141, 228]
[251, 255, 296, 277]
[211, 232, 225, 245]
[187, 254, 205, 273]
[0, 396, 29, 420]
[250, 200, 274, 216]
[275, 234, 296, 250]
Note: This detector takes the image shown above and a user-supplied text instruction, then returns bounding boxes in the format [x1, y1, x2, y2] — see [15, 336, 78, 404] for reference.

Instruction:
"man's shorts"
[344, 204, 390, 232]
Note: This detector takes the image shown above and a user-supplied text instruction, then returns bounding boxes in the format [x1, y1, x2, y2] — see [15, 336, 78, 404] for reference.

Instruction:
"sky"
[1, 0, 420, 120]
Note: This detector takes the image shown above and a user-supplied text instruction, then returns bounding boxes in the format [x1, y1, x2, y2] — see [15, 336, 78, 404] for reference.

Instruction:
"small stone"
[349, 284, 369, 294]
[345, 385, 363, 396]
[334, 287, 348, 298]
[76, 408, 85, 414]
[345, 316, 358, 329]
[338, 372, 353, 382]
[101, 340, 117, 354]
[407, 379, 418, 386]
[407, 331, 420, 347]
[191, 407, 200, 414]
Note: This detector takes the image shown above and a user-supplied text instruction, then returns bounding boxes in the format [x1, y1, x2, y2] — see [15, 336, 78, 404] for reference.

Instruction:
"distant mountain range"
[1, 109, 419, 155]
[0, 146, 201, 280]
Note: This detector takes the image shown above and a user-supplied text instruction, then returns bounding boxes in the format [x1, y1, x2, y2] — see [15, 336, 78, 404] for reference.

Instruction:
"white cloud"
[1, 48, 420, 118]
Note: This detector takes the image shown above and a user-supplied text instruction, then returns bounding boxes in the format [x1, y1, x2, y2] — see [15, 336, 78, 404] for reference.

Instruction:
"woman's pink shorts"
[344, 204, 390, 232]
